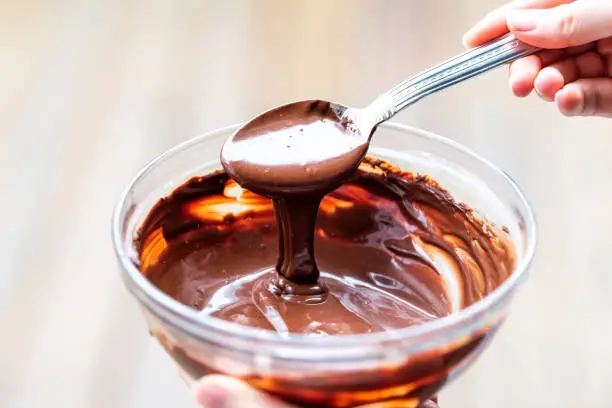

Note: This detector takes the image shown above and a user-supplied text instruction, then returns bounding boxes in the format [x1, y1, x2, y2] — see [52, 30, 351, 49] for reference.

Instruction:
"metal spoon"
[221, 34, 539, 197]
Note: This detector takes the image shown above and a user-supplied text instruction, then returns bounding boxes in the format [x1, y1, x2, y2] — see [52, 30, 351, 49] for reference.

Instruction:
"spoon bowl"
[220, 100, 371, 197]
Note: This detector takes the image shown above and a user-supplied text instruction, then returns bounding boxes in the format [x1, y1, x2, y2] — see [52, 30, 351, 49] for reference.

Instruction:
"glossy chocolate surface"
[136, 159, 515, 336]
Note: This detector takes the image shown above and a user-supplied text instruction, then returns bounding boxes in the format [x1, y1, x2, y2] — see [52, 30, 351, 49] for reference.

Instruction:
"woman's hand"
[186, 373, 440, 408]
[464, 0, 612, 117]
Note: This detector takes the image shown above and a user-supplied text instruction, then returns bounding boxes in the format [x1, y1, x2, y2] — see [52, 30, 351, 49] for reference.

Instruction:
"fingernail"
[194, 384, 228, 408]
[462, 32, 472, 48]
[507, 10, 539, 32]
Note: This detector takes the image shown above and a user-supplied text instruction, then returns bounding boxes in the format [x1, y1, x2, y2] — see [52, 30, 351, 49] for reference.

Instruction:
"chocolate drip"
[273, 196, 322, 284]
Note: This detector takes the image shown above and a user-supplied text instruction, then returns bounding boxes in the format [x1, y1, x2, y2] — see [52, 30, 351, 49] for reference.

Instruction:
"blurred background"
[1, 0, 611, 407]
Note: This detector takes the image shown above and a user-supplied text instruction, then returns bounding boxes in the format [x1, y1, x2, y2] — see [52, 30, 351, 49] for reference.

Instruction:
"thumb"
[191, 375, 295, 408]
[507, 1, 612, 48]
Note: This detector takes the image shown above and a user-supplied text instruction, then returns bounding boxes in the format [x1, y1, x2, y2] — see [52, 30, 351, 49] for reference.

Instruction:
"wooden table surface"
[1, 1, 611, 407]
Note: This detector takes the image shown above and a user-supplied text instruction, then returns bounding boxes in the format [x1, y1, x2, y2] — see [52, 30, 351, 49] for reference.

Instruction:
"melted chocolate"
[221, 101, 369, 285]
[136, 159, 515, 336]
[221, 100, 368, 197]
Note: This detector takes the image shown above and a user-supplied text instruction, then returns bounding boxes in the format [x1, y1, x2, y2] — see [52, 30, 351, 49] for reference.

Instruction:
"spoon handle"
[370, 34, 540, 123]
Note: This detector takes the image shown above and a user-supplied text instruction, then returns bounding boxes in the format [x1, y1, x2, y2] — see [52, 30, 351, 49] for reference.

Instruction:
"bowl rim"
[111, 122, 537, 356]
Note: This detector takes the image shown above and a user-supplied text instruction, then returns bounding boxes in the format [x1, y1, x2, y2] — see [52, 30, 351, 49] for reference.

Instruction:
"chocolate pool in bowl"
[112, 123, 536, 408]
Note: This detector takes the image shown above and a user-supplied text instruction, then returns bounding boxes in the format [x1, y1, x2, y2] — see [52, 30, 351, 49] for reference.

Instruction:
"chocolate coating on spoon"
[221, 100, 368, 197]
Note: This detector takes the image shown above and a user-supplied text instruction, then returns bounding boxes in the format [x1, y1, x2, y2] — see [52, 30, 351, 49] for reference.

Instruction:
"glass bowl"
[111, 122, 536, 407]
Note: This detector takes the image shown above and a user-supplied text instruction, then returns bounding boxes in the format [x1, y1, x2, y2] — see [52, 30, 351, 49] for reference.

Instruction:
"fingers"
[507, 36, 612, 117]
[596, 37, 612, 77]
[598, 37, 612, 58]
[420, 399, 441, 408]
[508, 49, 564, 96]
[555, 78, 612, 117]
[192, 375, 295, 408]
[535, 51, 606, 100]
[509, 55, 543, 97]
[508, 1, 612, 48]
[463, 0, 575, 47]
